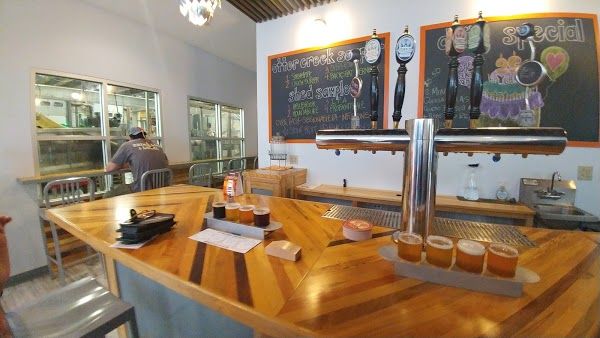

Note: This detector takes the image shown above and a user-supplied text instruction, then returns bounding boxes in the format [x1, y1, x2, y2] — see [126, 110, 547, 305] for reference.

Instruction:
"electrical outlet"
[577, 166, 593, 181]
[289, 155, 298, 165]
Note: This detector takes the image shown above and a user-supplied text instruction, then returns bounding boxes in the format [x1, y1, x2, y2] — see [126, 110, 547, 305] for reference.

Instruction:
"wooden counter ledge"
[45, 185, 599, 337]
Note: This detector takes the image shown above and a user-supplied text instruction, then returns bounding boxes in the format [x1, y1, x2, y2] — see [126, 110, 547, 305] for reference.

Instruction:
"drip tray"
[323, 205, 401, 229]
[322, 205, 535, 247]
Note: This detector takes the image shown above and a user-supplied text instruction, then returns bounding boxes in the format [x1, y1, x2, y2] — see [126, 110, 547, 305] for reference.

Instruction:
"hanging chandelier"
[179, 0, 221, 27]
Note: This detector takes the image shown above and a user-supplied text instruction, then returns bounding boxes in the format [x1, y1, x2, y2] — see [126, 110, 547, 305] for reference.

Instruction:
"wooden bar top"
[296, 184, 535, 225]
[45, 185, 599, 337]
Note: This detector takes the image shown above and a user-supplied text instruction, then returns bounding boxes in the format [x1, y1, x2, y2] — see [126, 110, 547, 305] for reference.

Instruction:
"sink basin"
[534, 203, 599, 223]
[535, 204, 585, 215]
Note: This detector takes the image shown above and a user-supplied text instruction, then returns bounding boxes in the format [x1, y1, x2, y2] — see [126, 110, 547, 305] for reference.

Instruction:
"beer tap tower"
[316, 24, 567, 240]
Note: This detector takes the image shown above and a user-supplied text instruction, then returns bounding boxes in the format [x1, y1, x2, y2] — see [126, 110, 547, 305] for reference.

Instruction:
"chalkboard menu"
[418, 13, 600, 146]
[269, 33, 390, 142]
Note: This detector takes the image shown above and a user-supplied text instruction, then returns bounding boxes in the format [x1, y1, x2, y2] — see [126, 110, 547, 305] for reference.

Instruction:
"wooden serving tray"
[205, 212, 282, 240]
[379, 245, 540, 297]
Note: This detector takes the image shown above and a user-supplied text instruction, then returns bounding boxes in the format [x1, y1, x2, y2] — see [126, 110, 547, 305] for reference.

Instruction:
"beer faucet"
[393, 26, 416, 129]
[444, 15, 466, 128]
[467, 11, 490, 128]
[515, 23, 547, 127]
[364, 29, 383, 130]
[349, 49, 363, 130]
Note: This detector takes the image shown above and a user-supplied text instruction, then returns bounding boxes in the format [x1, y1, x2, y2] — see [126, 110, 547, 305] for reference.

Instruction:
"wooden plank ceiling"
[227, 0, 335, 23]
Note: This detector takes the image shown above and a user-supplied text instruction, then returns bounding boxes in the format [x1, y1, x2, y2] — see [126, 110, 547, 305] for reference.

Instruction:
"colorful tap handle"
[365, 29, 383, 129]
[349, 49, 363, 129]
[393, 26, 416, 129]
[444, 16, 466, 128]
[467, 12, 490, 128]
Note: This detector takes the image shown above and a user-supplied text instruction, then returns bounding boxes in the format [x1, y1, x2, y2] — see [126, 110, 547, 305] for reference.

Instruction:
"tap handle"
[393, 26, 415, 129]
[364, 30, 383, 129]
[444, 56, 459, 127]
[469, 54, 484, 127]
[370, 66, 379, 129]
[444, 16, 465, 128]
[393, 63, 407, 129]
[467, 12, 489, 128]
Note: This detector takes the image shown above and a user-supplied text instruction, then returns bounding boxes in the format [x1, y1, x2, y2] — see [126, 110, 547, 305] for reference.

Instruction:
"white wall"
[256, 0, 600, 217]
[0, 0, 257, 275]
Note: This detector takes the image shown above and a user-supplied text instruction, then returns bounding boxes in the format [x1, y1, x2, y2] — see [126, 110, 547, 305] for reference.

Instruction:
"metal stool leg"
[49, 221, 66, 286]
[128, 308, 140, 338]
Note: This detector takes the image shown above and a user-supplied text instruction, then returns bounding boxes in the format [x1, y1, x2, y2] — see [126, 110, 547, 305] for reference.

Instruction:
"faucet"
[536, 171, 564, 199]
[549, 171, 561, 193]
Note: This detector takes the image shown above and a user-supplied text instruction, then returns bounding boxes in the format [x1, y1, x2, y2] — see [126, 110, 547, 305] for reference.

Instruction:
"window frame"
[30, 69, 163, 176]
[187, 96, 245, 169]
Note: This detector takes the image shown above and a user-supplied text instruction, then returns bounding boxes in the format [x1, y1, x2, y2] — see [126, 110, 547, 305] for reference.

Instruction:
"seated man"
[104, 127, 169, 197]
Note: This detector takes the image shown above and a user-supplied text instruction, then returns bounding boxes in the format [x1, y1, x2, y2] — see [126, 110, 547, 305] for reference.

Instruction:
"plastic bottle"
[463, 163, 480, 201]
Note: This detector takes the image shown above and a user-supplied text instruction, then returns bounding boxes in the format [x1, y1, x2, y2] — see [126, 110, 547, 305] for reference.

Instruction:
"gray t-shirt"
[110, 139, 169, 192]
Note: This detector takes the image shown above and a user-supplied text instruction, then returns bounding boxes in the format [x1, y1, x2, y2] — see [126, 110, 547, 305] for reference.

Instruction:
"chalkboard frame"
[417, 12, 600, 148]
[268, 33, 391, 143]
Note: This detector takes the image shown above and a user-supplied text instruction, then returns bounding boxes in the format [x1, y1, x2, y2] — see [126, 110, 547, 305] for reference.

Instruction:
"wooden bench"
[295, 184, 535, 226]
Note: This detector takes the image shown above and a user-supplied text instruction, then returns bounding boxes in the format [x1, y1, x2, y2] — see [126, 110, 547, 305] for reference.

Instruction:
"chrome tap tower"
[316, 123, 567, 238]
[317, 22, 568, 238]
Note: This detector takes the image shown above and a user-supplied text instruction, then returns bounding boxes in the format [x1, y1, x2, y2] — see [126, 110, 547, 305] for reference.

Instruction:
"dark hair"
[129, 132, 146, 139]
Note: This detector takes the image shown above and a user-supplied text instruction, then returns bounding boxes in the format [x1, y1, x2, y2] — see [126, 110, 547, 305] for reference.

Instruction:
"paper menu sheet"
[189, 228, 262, 254]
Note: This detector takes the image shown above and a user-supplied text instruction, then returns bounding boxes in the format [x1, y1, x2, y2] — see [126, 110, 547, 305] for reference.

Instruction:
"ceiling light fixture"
[179, 0, 221, 27]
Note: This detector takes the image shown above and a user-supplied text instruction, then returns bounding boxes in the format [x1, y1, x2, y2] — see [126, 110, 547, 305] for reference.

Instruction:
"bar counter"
[45, 185, 599, 337]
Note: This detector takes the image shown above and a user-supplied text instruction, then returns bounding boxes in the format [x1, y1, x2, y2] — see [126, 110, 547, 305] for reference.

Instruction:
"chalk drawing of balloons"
[541, 46, 570, 81]
[458, 55, 474, 87]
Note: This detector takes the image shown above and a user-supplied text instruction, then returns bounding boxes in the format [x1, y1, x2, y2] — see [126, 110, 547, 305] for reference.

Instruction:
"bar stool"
[42, 177, 97, 285]
[6, 277, 139, 338]
[140, 168, 173, 191]
[226, 158, 245, 175]
[188, 163, 212, 187]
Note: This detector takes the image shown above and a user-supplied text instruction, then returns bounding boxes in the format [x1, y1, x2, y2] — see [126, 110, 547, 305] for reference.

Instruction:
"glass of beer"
[487, 243, 519, 278]
[393, 231, 423, 263]
[225, 203, 240, 222]
[253, 208, 271, 227]
[425, 235, 454, 268]
[456, 239, 486, 273]
[212, 202, 226, 219]
[238, 205, 255, 224]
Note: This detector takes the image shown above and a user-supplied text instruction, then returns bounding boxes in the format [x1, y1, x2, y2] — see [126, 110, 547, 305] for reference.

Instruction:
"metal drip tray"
[432, 218, 535, 247]
[322, 205, 401, 229]
[322, 205, 535, 247]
